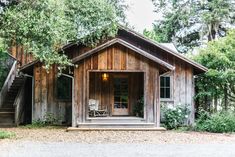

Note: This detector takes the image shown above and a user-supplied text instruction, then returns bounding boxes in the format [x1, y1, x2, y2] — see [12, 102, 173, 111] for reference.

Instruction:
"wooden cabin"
[0, 26, 207, 128]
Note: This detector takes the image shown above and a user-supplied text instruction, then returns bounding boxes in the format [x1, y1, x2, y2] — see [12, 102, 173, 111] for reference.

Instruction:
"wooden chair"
[88, 99, 108, 117]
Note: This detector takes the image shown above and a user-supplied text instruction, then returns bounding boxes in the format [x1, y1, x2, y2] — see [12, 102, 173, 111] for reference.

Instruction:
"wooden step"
[67, 127, 166, 131]
[77, 123, 155, 128]
[0, 108, 15, 112]
[0, 112, 15, 124]
[0, 123, 16, 128]
[87, 117, 145, 123]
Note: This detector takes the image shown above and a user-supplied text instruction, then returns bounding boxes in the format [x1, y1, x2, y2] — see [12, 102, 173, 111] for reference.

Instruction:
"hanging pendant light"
[102, 73, 109, 81]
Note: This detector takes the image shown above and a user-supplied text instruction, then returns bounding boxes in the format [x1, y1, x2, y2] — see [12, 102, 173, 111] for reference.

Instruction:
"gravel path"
[1, 128, 235, 157]
[1, 127, 235, 144]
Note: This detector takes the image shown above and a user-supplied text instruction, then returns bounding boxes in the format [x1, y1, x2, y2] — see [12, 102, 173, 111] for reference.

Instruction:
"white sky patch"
[125, 0, 161, 32]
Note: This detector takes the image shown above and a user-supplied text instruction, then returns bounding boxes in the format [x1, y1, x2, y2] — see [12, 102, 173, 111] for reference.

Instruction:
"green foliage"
[25, 112, 62, 128]
[0, 0, 125, 71]
[0, 130, 15, 139]
[192, 30, 235, 110]
[151, 0, 235, 53]
[0, 48, 9, 89]
[133, 97, 144, 117]
[161, 104, 190, 130]
[195, 111, 235, 133]
[143, 29, 163, 43]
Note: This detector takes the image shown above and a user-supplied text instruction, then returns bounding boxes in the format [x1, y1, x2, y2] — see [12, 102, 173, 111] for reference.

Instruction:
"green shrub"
[195, 111, 235, 133]
[0, 50, 9, 88]
[133, 97, 144, 117]
[0, 131, 15, 139]
[161, 104, 190, 129]
[24, 113, 62, 128]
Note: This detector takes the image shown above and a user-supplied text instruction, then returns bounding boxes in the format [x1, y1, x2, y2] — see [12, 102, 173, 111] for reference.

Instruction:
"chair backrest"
[89, 99, 99, 111]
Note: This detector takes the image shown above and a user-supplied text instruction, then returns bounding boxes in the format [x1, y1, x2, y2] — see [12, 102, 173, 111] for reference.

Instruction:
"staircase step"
[0, 123, 16, 128]
[0, 108, 15, 112]
[0, 113, 14, 124]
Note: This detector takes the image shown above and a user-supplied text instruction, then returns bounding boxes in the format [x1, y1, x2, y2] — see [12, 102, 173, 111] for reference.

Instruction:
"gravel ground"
[1, 128, 235, 157]
[0, 127, 235, 144]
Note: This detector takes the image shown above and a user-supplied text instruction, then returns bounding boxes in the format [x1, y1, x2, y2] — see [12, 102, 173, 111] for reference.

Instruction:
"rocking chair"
[88, 99, 108, 117]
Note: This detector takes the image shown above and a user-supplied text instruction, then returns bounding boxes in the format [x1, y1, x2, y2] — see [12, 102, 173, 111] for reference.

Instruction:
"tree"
[193, 30, 235, 111]
[151, 0, 235, 53]
[0, 0, 126, 71]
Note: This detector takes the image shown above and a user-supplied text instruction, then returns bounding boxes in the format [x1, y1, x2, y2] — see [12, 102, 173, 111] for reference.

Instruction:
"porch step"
[67, 127, 166, 131]
[88, 117, 145, 123]
[77, 123, 155, 128]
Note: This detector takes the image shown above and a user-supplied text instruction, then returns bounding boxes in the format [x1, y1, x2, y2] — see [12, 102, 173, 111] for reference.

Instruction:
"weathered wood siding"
[33, 63, 72, 124]
[73, 44, 161, 126]
[10, 46, 34, 66]
[117, 33, 196, 123]
[160, 57, 195, 123]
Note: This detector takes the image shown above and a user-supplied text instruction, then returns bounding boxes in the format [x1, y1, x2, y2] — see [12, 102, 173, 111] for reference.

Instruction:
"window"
[56, 76, 72, 100]
[160, 76, 171, 99]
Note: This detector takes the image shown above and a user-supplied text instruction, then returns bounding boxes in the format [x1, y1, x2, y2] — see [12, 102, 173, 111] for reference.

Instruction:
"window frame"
[160, 74, 173, 101]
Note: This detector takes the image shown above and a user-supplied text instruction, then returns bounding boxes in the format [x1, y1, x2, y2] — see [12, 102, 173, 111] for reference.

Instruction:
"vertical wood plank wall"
[10, 46, 34, 66]
[160, 57, 195, 123]
[74, 44, 161, 126]
[33, 63, 72, 124]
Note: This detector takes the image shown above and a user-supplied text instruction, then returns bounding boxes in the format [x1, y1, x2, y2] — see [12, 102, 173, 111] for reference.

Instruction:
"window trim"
[160, 74, 173, 101]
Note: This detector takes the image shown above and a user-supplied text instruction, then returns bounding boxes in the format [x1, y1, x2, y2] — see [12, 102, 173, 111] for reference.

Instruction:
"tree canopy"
[0, 0, 126, 70]
[193, 30, 235, 111]
[150, 0, 235, 53]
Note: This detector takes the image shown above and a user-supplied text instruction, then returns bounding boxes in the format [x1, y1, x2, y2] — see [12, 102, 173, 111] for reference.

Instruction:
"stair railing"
[0, 60, 18, 108]
[13, 78, 26, 126]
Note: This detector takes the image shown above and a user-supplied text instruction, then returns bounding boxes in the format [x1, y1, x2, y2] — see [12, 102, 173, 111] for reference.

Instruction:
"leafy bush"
[195, 111, 235, 133]
[133, 97, 144, 117]
[24, 113, 62, 128]
[161, 104, 190, 129]
[0, 50, 9, 88]
[0, 131, 15, 139]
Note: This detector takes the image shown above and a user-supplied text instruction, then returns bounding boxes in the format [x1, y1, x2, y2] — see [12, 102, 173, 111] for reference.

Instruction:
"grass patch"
[0, 131, 15, 139]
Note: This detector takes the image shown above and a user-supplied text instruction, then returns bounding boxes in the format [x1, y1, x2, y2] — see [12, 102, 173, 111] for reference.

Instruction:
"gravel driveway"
[0, 128, 235, 157]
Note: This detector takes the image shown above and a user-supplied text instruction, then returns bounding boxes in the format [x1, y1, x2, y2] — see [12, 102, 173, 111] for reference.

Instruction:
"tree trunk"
[224, 86, 228, 111]
[214, 94, 218, 112]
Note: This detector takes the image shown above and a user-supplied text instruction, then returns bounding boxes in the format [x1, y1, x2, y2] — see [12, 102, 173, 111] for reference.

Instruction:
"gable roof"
[72, 38, 175, 71]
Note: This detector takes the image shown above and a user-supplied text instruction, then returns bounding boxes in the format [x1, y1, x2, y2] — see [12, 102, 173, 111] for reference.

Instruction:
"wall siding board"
[32, 63, 72, 125]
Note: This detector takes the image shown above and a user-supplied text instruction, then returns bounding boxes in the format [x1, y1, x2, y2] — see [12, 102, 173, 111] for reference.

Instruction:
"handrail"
[0, 60, 18, 108]
[13, 78, 26, 126]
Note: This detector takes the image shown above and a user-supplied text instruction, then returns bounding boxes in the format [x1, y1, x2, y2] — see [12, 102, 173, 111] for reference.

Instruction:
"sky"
[125, 0, 160, 32]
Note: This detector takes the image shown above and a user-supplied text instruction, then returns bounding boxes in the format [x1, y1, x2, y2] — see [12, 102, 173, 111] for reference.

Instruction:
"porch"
[74, 71, 160, 128]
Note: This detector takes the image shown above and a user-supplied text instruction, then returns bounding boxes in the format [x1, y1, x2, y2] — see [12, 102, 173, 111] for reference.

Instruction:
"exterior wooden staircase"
[0, 57, 26, 127]
[0, 77, 25, 127]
